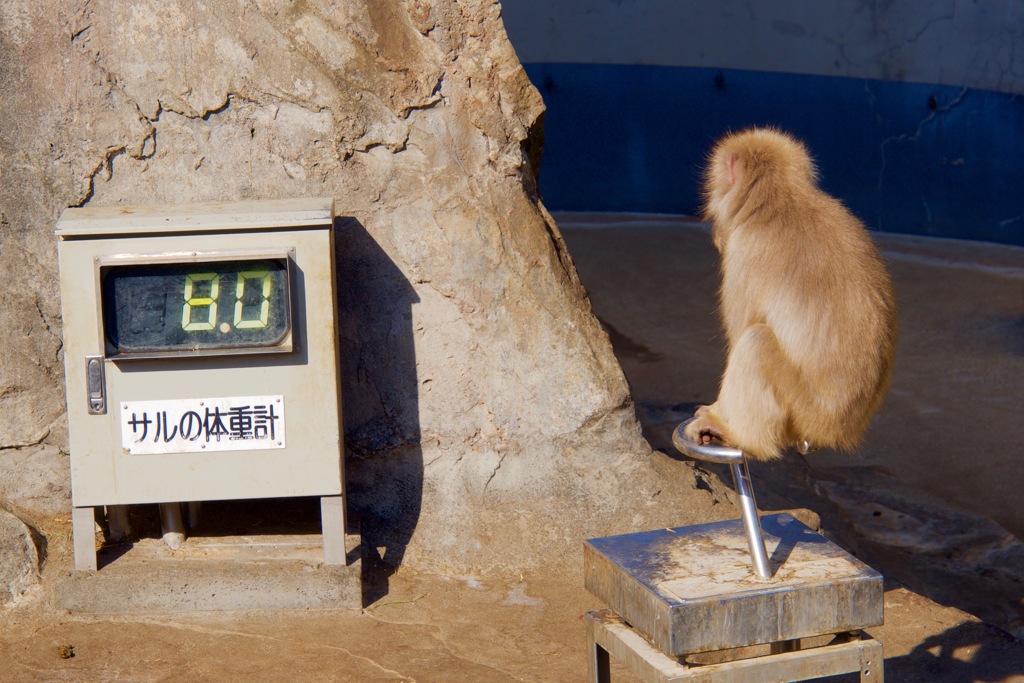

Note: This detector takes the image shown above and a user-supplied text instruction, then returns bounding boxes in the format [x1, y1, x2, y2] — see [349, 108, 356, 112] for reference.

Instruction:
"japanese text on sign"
[120, 395, 286, 455]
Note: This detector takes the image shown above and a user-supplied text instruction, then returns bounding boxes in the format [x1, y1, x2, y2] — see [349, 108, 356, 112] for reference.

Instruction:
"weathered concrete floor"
[1, 212, 1022, 681]
[1, 543, 1023, 682]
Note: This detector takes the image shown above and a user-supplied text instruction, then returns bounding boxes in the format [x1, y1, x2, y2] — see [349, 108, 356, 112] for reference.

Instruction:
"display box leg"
[106, 505, 132, 541]
[185, 501, 202, 528]
[72, 506, 98, 572]
[159, 502, 186, 550]
[320, 495, 347, 565]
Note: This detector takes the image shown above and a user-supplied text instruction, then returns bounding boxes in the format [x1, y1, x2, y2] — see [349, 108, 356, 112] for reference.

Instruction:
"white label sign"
[120, 395, 285, 455]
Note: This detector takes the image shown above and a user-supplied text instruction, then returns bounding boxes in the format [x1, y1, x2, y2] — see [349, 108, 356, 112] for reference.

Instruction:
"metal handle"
[672, 419, 743, 463]
[85, 355, 106, 415]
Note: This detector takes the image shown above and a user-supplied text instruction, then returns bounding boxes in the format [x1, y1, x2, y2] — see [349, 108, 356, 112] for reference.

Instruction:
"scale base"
[586, 610, 883, 682]
[585, 513, 883, 655]
[58, 529, 361, 613]
[59, 502, 361, 613]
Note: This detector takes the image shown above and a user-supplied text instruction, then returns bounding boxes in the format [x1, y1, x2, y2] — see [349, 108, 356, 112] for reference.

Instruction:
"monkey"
[683, 127, 897, 461]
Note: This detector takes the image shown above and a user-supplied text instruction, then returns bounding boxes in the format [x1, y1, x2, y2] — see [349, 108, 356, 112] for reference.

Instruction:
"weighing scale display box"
[56, 199, 345, 507]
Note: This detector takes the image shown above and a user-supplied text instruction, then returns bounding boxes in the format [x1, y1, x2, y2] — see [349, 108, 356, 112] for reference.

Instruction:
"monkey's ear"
[727, 153, 741, 187]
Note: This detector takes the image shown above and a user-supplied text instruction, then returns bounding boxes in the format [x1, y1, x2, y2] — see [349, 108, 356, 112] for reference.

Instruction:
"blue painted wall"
[524, 63, 1024, 246]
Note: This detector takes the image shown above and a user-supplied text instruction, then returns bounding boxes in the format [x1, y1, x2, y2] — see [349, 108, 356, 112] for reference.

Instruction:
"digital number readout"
[102, 259, 290, 355]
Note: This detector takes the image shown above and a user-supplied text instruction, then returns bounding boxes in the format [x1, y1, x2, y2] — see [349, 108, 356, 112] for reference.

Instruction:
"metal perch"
[673, 418, 772, 580]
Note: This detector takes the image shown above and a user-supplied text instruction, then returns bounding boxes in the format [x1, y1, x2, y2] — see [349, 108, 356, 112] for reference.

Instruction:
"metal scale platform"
[583, 419, 885, 681]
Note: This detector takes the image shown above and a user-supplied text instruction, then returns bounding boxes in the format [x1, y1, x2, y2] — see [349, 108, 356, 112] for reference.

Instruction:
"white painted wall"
[503, 0, 1024, 95]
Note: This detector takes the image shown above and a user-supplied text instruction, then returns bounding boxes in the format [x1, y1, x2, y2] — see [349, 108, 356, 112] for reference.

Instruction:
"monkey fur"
[683, 128, 897, 460]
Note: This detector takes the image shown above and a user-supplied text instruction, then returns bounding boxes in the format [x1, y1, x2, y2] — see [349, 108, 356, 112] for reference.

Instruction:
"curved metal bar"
[672, 418, 744, 464]
[673, 417, 772, 579]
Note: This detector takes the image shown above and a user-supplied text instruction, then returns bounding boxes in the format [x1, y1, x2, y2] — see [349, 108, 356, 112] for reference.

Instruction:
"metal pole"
[674, 419, 772, 579]
[159, 502, 186, 550]
[674, 418, 806, 653]
[106, 504, 133, 541]
[730, 458, 771, 579]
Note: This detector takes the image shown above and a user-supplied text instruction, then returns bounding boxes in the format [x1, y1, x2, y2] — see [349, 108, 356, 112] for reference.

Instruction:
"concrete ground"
[1, 533, 1023, 682]
[1, 527, 1023, 681]
[1, 212, 1022, 681]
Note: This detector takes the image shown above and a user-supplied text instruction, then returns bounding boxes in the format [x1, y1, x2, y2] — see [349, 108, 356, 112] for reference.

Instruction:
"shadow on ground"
[886, 621, 1024, 682]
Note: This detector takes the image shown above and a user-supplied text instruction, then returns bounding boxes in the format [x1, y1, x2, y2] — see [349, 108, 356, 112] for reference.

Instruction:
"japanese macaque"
[683, 128, 897, 460]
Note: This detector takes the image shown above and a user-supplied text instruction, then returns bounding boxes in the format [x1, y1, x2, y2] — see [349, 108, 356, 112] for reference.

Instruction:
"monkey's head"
[702, 128, 819, 246]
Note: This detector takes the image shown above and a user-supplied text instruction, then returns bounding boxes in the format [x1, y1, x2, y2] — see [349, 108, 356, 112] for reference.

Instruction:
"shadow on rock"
[334, 217, 423, 608]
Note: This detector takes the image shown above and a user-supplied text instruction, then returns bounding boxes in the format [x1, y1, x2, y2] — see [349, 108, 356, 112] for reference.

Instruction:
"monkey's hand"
[683, 407, 729, 446]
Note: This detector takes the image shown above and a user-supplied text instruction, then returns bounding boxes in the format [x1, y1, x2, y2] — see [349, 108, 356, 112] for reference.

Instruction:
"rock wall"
[0, 0, 719, 572]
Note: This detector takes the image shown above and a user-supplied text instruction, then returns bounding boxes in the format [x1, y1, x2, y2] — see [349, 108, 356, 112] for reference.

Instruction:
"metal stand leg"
[106, 504, 132, 541]
[72, 506, 98, 571]
[729, 458, 771, 579]
[585, 611, 614, 683]
[320, 495, 347, 565]
[588, 642, 611, 683]
[586, 610, 882, 682]
[159, 502, 186, 550]
[185, 501, 202, 529]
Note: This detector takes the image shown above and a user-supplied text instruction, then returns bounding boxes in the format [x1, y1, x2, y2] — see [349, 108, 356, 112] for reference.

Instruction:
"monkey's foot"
[682, 415, 727, 447]
[695, 429, 726, 446]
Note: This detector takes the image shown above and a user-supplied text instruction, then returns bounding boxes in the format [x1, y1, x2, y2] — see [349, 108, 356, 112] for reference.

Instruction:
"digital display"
[101, 258, 291, 356]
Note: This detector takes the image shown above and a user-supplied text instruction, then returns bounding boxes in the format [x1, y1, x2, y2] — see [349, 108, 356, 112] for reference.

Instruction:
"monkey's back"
[721, 191, 897, 450]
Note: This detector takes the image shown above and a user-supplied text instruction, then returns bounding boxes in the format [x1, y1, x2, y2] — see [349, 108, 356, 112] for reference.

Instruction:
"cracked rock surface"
[0, 509, 40, 607]
[0, 0, 724, 574]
